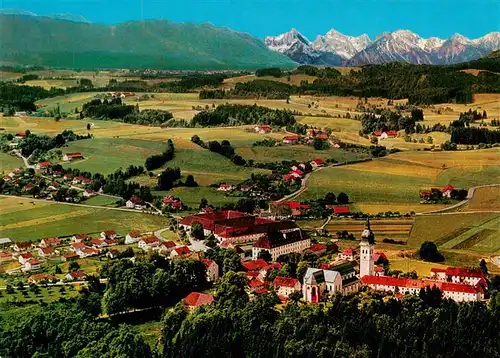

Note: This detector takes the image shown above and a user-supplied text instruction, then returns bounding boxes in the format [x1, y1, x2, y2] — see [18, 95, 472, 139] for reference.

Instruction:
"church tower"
[359, 218, 375, 278]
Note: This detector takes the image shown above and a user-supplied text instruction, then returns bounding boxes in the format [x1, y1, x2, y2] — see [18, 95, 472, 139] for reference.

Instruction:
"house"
[63, 173, 74, 181]
[258, 262, 282, 280]
[90, 238, 108, 249]
[65, 271, 87, 281]
[138, 236, 161, 251]
[373, 252, 388, 264]
[273, 276, 301, 297]
[283, 135, 301, 144]
[315, 133, 329, 140]
[330, 206, 350, 215]
[338, 248, 356, 261]
[72, 233, 89, 242]
[361, 275, 484, 302]
[63, 253, 79, 261]
[52, 171, 62, 178]
[81, 178, 92, 186]
[23, 259, 41, 272]
[441, 185, 455, 198]
[158, 241, 176, 253]
[72, 176, 85, 185]
[248, 278, 265, 293]
[126, 195, 146, 209]
[309, 243, 327, 255]
[106, 249, 121, 259]
[242, 259, 269, 272]
[162, 196, 182, 209]
[100, 230, 117, 240]
[183, 292, 215, 310]
[254, 124, 272, 134]
[15, 131, 27, 137]
[273, 201, 311, 217]
[18, 253, 33, 264]
[70, 242, 86, 252]
[419, 191, 432, 200]
[13, 242, 34, 252]
[310, 158, 325, 168]
[170, 246, 191, 258]
[0, 251, 13, 263]
[37, 247, 55, 257]
[329, 261, 361, 294]
[217, 183, 234, 192]
[302, 268, 342, 303]
[105, 238, 119, 246]
[78, 247, 100, 258]
[252, 228, 311, 261]
[83, 189, 97, 198]
[202, 258, 219, 282]
[28, 274, 56, 284]
[374, 266, 385, 276]
[63, 152, 84, 161]
[40, 237, 60, 248]
[22, 184, 34, 193]
[37, 161, 51, 170]
[47, 182, 60, 192]
[125, 231, 142, 244]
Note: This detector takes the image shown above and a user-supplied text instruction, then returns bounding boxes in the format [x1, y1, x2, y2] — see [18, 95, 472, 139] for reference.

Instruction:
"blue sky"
[2, 0, 499, 39]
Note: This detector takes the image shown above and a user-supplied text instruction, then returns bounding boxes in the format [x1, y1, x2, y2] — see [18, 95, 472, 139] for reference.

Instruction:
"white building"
[202, 258, 219, 282]
[138, 236, 161, 251]
[430, 267, 486, 286]
[125, 231, 142, 244]
[302, 268, 342, 303]
[252, 228, 310, 261]
[273, 276, 301, 297]
[359, 219, 375, 278]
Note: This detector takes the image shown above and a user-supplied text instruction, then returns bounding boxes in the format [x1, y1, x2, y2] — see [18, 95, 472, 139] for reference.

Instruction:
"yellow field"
[388, 257, 449, 277]
[345, 158, 442, 180]
[326, 218, 414, 239]
[222, 74, 319, 88]
[25, 79, 79, 89]
[460, 186, 500, 212]
[353, 203, 449, 215]
[389, 149, 500, 169]
[297, 116, 362, 132]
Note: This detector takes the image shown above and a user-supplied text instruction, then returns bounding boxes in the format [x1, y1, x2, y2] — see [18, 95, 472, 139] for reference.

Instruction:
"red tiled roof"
[28, 259, 40, 265]
[128, 195, 144, 204]
[38, 247, 55, 255]
[254, 287, 269, 295]
[343, 248, 355, 256]
[373, 131, 382, 136]
[16, 242, 33, 249]
[16, 131, 27, 137]
[184, 292, 214, 307]
[310, 243, 327, 252]
[74, 233, 89, 240]
[273, 276, 299, 288]
[385, 130, 398, 137]
[141, 236, 160, 244]
[445, 267, 484, 278]
[38, 161, 51, 167]
[361, 275, 482, 294]
[105, 238, 119, 246]
[174, 246, 191, 255]
[68, 271, 86, 279]
[0, 251, 13, 259]
[373, 252, 388, 262]
[102, 230, 117, 236]
[20, 253, 33, 259]
[90, 238, 105, 246]
[42, 237, 60, 245]
[374, 266, 384, 272]
[333, 206, 350, 214]
[318, 263, 333, 270]
[311, 158, 325, 165]
[63, 253, 79, 259]
[162, 241, 176, 248]
[72, 242, 86, 250]
[283, 135, 301, 141]
[316, 133, 328, 140]
[65, 152, 83, 158]
[128, 231, 141, 238]
[249, 279, 265, 288]
[242, 259, 268, 271]
[201, 258, 216, 268]
[441, 185, 455, 193]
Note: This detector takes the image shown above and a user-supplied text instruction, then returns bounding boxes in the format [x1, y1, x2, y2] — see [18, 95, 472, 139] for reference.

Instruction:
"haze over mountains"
[0, 14, 295, 70]
[265, 29, 500, 66]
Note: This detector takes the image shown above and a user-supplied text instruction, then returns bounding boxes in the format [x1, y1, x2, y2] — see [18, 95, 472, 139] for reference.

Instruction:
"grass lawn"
[436, 165, 500, 188]
[388, 257, 448, 277]
[297, 116, 362, 133]
[54, 137, 166, 174]
[0, 197, 170, 241]
[0, 152, 23, 174]
[83, 195, 121, 206]
[36, 92, 104, 113]
[0, 286, 78, 305]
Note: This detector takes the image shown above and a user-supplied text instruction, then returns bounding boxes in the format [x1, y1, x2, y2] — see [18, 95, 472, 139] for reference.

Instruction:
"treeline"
[191, 104, 296, 127]
[82, 97, 137, 119]
[191, 136, 246, 166]
[0, 82, 65, 112]
[210, 62, 499, 104]
[255, 68, 283, 77]
[17, 130, 91, 157]
[360, 109, 423, 134]
[145, 139, 175, 171]
[161, 274, 500, 358]
[451, 127, 500, 145]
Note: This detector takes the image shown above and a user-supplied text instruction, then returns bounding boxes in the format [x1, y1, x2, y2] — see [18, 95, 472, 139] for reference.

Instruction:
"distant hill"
[0, 14, 296, 70]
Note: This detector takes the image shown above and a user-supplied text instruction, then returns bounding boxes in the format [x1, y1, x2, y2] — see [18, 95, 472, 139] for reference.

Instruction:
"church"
[302, 219, 373, 303]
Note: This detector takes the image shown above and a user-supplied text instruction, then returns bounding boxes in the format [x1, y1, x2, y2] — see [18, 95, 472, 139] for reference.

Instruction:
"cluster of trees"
[293, 65, 342, 78]
[255, 68, 283, 77]
[156, 167, 197, 191]
[161, 272, 500, 358]
[158, 74, 226, 92]
[81, 97, 137, 119]
[0, 82, 65, 112]
[191, 104, 297, 127]
[450, 127, 500, 145]
[100, 258, 208, 314]
[17, 129, 91, 157]
[359, 109, 423, 134]
[419, 241, 445, 262]
[207, 140, 246, 166]
[145, 139, 175, 171]
[122, 109, 174, 126]
[252, 138, 278, 147]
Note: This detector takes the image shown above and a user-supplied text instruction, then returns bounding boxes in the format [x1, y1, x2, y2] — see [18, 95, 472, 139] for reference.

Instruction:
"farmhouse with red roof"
[170, 246, 191, 259]
[283, 135, 301, 144]
[126, 195, 146, 209]
[310, 158, 325, 168]
[63, 152, 84, 161]
[138, 236, 161, 251]
[338, 248, 356, 261]
[184, 292, 214, 310]
[254, 124, 272, 134]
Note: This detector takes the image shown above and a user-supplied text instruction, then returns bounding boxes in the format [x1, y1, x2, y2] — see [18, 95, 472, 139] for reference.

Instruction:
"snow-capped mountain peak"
[265, 28, 500, 66]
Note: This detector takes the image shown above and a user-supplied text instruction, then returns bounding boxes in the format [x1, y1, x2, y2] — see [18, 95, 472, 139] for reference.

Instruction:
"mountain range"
[265, 29, 500, 66]
[0, 14, 295, 70]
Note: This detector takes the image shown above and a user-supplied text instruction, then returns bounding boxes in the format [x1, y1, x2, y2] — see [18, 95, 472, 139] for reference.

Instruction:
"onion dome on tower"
[361, 218, 375, 245]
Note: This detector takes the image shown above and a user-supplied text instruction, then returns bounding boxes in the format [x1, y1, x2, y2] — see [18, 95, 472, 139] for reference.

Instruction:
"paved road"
[13, 149, 34, 169]
[0, 194, 161, 214]
[417, 184, 500, 216]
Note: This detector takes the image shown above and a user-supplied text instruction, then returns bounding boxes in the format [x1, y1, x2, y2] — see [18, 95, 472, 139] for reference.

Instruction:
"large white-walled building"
[303, 268, 342, 303]
[252, 228, 310, 261]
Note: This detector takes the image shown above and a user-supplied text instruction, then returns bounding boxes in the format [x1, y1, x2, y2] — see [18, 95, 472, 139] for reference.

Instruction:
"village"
[0, 205, 488, 308]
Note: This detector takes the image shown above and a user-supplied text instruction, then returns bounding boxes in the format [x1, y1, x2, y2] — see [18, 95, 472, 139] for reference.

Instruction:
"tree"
[257, 250, 272, 263]
[185, 174, 198, 187]
[86, 123, 91, 130]
[191, 222, 205, 241]
[199, 198, 208, 210]
[419, 241, 444, 262]
[323, 192, 336, 205]
[55, 265, 62, 274]
[205, 234, 218, 248]
[480, 259, 488, 275]
[337, 192, 349, 205]
[6, 284, 15, 294]
[69, 261, 81, 272]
